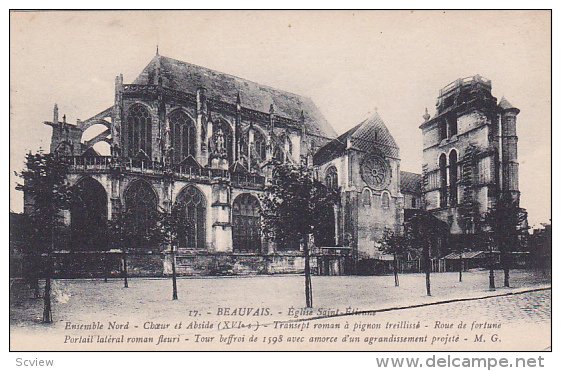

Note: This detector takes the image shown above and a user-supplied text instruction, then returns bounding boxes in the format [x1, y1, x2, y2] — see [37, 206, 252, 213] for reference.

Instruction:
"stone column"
[196, 87, 208, 166]
[211, 182, 233, 252]
[112, 74, 123, 157]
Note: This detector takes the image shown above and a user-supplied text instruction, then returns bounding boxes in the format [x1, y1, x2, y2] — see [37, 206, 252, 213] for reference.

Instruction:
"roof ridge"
[158, 54, 313, 101]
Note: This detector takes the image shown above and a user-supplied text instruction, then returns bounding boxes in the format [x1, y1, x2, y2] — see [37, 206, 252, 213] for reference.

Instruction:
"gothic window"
[253, 130, 267, 162]
[449, 150, 458, 206]
[176, 186, 206, 249]
[124, 180, 158, 249]
[411, 197, 417, 208]
[439, 153, 448, 207]
[232, 194, 261, 252]
[71, 177, 108, 251]
[362, 188, 372, 206]
[325, 166, 339, 190]
[169, 110, 195, 164]
[381, 191, 390, 209]
[125, 104, 152, 158]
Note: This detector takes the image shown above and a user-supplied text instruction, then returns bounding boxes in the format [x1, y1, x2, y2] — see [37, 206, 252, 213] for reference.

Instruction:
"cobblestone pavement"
[309, 289, 551, 351]
[10, 269, 551, 350]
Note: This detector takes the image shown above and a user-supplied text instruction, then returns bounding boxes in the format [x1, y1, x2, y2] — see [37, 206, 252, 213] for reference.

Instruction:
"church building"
[35, 52, 413, 276]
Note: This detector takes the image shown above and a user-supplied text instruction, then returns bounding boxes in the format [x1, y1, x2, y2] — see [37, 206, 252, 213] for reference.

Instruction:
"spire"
[156, 45, 159, 56]
[423, 107, 431, 121]
[236, 91, 242, 110]
[53, 104, 59, 125]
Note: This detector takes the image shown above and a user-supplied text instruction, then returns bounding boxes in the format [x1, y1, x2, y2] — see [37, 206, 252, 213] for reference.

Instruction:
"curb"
[282, 286, 552, 324]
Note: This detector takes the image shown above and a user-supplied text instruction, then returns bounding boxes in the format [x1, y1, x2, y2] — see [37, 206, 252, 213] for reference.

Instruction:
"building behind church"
[420, 75, 523, 253]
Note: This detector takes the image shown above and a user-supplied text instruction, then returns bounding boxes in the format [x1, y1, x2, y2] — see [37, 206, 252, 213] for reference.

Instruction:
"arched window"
[449, 150, 458, 206]
[251, 129, 267, 162]
[232, 194, 261, 252]
[124, 180, 158, 249]
[125, 104, 152, 158]
[176, 186, 206, 249]
[439, 153, 448, 207]
[71, 177, 108, 251]
[362, 188, 372, 206]
[325, 166, 339, 190]
[381, 191, 390, 209]
[169, 110, 195, 164]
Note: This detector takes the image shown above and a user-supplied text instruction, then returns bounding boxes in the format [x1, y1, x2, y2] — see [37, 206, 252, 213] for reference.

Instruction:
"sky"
[9, 10, 551, 227]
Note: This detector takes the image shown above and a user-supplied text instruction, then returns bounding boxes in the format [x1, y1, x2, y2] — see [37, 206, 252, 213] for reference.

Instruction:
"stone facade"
[420, 75, 521, 245]
[37, 53, 342, 276]
[313, 113, 404, 265]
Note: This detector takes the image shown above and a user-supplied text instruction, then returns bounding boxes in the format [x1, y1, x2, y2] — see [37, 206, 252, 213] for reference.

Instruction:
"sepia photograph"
[8, 9, 551, 353]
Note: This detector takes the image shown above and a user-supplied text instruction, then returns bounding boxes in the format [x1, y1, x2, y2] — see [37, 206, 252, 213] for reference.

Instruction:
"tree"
[107, 212, 131, 288]
[16, 151, 73, 323]
[482, 197, 527, 287]
[379, 227, 410, 287]
[261, 163, 338, 308]
[154, 203, 190, 300]
[406, 211, 442, 296]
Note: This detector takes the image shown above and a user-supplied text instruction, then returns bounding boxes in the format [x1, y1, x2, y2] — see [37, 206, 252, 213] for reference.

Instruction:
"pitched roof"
[400, 171, 422, 194]
[133, 55, 337, 139]
[313, 111, 399, 166]
[498, 97, 519, 111]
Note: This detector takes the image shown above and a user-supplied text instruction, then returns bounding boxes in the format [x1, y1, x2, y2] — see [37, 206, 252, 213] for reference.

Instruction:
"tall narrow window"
[232, 194, 261, 252]
[381, 191, 390, 209]
[449, 150, 458, 206]
[124, 180, 158, 249]
[325, 166, 339, 190]
[176, 186, 206, 249]
[447, 114, 458, 137]
[126, 104, 152, 158]
[169, 110, 195, 164]
[71, 177, 108, 251]
[439, 153, 448, 207]
[253, 130, 267, 162]
[362, 188, 371, 206]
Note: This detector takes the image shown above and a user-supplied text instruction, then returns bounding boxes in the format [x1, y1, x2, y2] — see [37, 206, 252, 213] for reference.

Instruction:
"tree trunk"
[424, 243, 431, 296]
[171, 245, 178, 300]
[489, 268, 495, 291]
[122, 251, 129, 288]
[32, 277, 41, 298]
[42, 254, 52, 323]
[393, 253, 399, 287]
[459, 251, 463, 282]
[103, 253, 108, 283]
[502, 251, 510, 287]
[303, 237, 313, 308]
